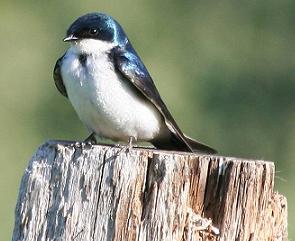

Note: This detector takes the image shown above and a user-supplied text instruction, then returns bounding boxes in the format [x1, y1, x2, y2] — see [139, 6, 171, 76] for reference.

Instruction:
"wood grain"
[12, 141, 288, 241]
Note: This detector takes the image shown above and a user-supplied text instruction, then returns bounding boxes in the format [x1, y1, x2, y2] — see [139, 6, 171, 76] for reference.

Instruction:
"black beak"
[63, 35, 79, 42]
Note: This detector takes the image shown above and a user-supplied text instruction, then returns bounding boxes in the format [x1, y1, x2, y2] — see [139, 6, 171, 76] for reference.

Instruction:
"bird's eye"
[89, 28, 98, 35]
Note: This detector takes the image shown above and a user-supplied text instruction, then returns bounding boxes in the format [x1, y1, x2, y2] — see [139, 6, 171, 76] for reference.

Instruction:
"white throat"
[70, 39, 116, 55]
[61, 37, 166, 142]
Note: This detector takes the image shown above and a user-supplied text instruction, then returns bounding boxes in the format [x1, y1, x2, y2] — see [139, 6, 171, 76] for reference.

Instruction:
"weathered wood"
[12, 141, 288, 241]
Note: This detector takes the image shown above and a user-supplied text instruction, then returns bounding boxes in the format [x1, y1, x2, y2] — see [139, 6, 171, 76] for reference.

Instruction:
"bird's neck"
[69, 39, 116, 55]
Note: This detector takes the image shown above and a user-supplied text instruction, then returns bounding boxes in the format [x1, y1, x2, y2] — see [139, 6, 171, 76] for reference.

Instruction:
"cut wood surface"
[12, 141, 287, 241]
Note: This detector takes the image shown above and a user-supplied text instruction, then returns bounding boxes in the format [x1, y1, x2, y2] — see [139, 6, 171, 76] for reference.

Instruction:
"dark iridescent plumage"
[54, 13, 217, 154]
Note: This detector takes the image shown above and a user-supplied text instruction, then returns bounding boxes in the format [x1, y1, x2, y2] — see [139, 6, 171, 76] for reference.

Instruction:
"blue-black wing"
[53, 55, 68, 97]
[112, 45, 217, 153]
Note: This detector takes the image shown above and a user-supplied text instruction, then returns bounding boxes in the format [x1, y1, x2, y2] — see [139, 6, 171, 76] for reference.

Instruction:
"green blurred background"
[1, 0, 294, 240]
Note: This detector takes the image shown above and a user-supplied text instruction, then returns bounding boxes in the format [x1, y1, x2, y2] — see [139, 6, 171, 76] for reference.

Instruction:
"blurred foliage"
[0, 0, 294, 240]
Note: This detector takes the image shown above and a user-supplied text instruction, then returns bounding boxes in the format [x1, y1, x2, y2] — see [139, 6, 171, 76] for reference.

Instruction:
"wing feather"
[53, 55, 68, 97]
[112, 46, 194, 151]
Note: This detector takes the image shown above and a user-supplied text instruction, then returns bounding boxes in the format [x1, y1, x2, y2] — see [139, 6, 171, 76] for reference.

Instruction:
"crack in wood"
[12, 141, 288, 241]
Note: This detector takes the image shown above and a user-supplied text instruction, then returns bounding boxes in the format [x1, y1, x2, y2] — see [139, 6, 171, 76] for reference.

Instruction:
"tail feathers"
[151, 134, 217, 154]
[184, 135, 217, 154]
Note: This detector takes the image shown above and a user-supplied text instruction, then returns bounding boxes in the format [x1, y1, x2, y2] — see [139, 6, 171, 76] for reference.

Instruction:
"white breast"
[61, 41, 165, 142]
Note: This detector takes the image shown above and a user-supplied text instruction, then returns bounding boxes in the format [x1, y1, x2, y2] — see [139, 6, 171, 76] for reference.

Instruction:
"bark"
[12, 141, 288, 241]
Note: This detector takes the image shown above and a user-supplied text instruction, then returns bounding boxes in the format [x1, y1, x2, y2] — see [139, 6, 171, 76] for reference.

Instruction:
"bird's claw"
[84, 132, 97, 145]
[116, 136, 136, 155]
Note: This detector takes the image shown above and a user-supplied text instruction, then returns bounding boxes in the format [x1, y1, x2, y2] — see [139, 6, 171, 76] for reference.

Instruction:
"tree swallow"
[54, 12, 217, 153]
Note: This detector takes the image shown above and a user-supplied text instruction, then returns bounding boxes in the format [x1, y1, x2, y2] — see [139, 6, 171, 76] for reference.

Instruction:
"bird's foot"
[127, 136, 135, 152]
[84, 132, 97, 146]
[116, 136, 136, 155]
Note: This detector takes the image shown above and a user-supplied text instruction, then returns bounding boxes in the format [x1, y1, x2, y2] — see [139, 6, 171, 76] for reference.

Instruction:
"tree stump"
[12, 141, 287, 241]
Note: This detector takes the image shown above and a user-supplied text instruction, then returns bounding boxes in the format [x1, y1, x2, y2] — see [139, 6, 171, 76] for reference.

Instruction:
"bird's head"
[64, 13, 128, 54]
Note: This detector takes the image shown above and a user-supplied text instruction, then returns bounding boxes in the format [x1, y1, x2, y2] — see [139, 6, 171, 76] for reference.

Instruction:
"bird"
[53, 12, 217, 154]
